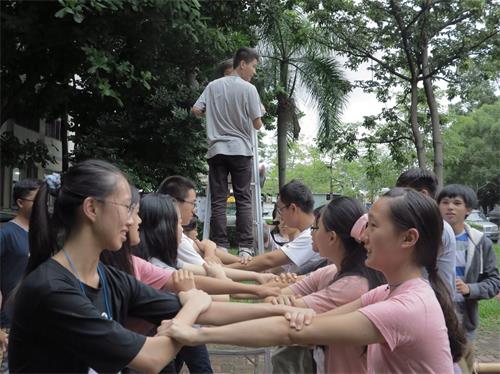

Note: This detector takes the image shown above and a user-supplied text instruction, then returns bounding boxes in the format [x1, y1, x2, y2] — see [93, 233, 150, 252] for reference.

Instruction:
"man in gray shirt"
[192, 47, 263, 256]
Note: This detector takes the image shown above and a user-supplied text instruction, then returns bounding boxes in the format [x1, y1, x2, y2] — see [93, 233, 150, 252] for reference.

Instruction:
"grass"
[478, 243, 500, 332]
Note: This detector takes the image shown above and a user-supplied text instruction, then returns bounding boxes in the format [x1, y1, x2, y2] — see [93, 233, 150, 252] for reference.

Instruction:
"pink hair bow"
[350, 213, 368, 243]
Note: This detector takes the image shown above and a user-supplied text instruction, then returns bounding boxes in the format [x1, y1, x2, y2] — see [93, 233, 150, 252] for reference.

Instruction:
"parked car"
[487, 204, 500, 227]
[466, 210, 499, 243]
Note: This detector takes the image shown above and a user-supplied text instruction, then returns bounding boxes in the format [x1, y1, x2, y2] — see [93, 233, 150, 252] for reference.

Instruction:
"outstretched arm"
[226, 250, 290, 272]
[162, 309, 383, 349]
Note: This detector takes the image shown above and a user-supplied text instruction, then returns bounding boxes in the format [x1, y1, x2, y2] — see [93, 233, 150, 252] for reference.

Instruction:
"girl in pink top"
[268, 197, 384, 373]
[161, 188, 467, 374]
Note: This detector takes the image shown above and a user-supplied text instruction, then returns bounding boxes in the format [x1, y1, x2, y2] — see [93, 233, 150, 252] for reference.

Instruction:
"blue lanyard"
[63, 250, 113, 320]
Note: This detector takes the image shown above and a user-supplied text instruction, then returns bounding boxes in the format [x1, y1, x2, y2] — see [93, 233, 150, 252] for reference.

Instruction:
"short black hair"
[157, 176, 195, 201]
[13, 178, 42, 205]
[233, 47, 260, 69]
[279, 180, 314, 214]
[437, 184, 478, 209]
[396, 168, 438, 198]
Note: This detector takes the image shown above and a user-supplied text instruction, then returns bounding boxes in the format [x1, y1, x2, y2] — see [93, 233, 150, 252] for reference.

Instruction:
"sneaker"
[238, 247, 255, 258]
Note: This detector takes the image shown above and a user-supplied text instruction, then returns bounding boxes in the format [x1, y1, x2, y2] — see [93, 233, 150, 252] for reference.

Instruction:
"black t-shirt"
[9, 259, 181, 373]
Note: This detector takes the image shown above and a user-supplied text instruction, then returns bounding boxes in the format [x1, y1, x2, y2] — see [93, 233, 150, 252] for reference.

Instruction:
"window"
[45, 119, 61, 140]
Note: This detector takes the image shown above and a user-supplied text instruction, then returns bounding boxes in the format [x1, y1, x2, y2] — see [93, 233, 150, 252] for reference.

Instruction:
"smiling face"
[362, 197, 410, 274]
[128, 204, 142, 247]
[178, 188, 197, 225]
[93, 177, 133, 251]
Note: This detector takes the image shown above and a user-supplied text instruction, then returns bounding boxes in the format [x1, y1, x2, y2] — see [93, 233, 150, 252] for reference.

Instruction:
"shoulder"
[0, 221, 23, 236]
[19, 260, 75, 299]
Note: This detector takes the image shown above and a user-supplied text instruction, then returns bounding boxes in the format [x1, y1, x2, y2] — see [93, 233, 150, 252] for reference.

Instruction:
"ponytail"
[26, 182, 57, 276]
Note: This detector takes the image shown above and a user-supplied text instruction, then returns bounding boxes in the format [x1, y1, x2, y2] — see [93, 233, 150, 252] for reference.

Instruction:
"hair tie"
[350, 213, 368, 243]
[44, 173, 61, 196]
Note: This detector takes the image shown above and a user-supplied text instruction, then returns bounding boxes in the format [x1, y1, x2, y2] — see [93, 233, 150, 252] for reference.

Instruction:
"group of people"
[0, 46, 499, 374]
[1, 162, 499, 373]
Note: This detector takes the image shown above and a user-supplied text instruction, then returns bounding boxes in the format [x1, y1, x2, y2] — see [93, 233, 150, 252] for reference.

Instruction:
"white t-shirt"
[280, 228, 323, 273]
[177, 233, 205, 266]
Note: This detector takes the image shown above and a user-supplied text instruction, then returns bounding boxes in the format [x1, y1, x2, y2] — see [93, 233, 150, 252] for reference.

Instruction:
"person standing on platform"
[192, 47, 264, 258]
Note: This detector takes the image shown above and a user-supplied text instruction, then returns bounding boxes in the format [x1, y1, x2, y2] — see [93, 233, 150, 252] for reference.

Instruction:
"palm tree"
[256, 2, 350, 188]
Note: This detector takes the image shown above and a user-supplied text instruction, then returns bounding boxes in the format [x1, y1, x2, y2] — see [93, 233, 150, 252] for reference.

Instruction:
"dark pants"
[208, 154, 253, 249]
[174, 344, 213, 374]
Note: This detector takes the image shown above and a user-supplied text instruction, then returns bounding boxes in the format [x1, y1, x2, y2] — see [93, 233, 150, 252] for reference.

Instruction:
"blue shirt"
[0, 221, 29, 327]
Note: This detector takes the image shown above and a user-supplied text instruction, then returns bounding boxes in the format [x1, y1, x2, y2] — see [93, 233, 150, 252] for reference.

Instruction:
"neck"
[54, 229, 102, 283]
[452, 222, 465, 235]
[383, 262, 422, 291]
[296, 213, 315, 232]
[13, 214, 30, 230]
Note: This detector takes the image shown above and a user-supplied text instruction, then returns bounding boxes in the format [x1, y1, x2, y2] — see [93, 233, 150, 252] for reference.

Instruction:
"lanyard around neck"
[62, 249, 113, 320]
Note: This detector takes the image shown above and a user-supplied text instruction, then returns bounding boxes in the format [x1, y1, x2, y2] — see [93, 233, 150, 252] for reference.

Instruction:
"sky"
[262, 62, 386, 145]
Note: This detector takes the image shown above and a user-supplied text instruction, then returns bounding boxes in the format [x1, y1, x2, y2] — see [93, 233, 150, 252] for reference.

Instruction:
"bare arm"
[195, 301, 307, 326]
[128, 290, 211, 373]
[193, 275, 278, 299]
[226, 250, 290, 272]
[215, 248, 241, 264]
[164, 309, 383, 350]
[191, 106, 205, 118]
[253, 117, 263, 130]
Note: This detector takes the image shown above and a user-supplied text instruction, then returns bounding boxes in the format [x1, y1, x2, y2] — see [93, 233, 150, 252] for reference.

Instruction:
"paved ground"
[475, 324, 500, 364]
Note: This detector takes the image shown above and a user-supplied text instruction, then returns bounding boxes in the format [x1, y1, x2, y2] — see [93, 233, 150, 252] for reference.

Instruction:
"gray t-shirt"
[194, 75, 262, 159]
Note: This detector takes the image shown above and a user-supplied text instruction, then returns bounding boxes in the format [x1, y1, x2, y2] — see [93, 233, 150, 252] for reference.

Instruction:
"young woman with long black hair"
[9, 160, 211, 373]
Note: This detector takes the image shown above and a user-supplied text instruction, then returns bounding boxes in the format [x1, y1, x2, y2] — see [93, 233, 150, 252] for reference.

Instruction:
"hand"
[157, 319, 201, 346]
[254, 285, 281, 299]
[456, 278, 470, 296]
[284, 307, 316, 331]
[0, 329, 8, 353]
[278, 272, 298, 284]
[255, 272, 277, 285]
[270, 294, 300, 306]
[178, 289, 212, 313]
[203, 262, 228, 279]
[172, 269, 196, 293]
[240, 256, 253, 265]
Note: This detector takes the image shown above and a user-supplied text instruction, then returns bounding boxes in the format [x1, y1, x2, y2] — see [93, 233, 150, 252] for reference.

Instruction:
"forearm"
[193, 275, 262, 296]
[222, 267, 262, 282]
[196, 316, 291, 347]
[216, 249, 241, 264]
[226, 255, 282, 272]
[129, 299, 206, 373]
[197, 301, 289, 326]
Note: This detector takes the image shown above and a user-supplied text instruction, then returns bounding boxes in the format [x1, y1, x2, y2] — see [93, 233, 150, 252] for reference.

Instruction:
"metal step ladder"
[202, 129, 265, 255]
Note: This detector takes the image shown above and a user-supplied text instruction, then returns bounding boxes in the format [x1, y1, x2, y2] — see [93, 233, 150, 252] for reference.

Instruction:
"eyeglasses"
[311, 226, 319, 232]
[99, 200, 136, 218]
[276, 204, 290, 213]
[177, 198, 197, 208]
[20, 198, 35, 202]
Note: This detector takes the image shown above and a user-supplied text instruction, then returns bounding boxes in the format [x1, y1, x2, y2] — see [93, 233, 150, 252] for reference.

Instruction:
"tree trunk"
[409, 80, 427, 167]
[422, 46, 444, 188]
[61, 115, 69, 172]
[277, 93, 291, 189]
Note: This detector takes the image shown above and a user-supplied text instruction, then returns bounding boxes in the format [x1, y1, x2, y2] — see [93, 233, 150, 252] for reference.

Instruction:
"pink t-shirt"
[359, 277, 453, 374]
[131, 255, 173, 289]
[290, 264, 369, 374]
